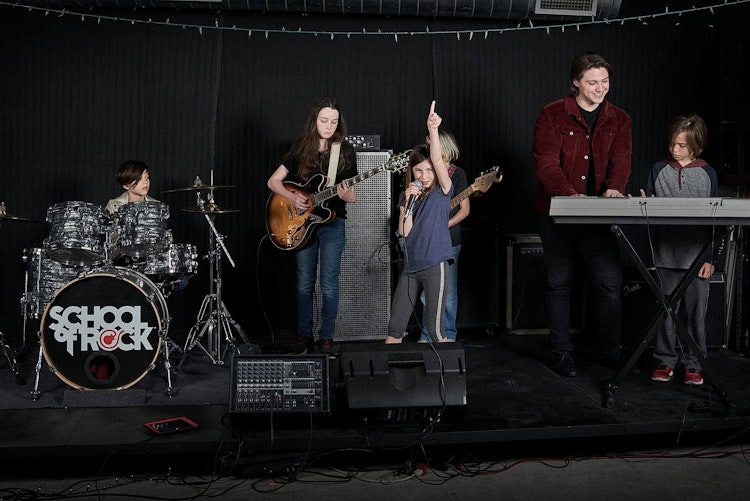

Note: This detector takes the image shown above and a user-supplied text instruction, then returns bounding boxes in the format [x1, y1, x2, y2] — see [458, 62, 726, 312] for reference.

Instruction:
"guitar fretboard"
[309, 150, 410, 207]
[311, 166, 388, 206]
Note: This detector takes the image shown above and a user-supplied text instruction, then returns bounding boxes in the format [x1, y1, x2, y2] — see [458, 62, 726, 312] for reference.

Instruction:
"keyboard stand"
[604, 224, 737, 414]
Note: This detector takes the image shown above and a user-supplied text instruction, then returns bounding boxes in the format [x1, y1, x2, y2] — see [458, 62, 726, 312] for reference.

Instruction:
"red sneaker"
[651, 366, 674, 382]
[318, 338, 333, 351]
[684, 369, 704, 386]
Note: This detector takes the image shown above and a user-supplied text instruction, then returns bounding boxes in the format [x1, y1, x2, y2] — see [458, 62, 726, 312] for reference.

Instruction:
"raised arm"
[427, 101, 452, 195]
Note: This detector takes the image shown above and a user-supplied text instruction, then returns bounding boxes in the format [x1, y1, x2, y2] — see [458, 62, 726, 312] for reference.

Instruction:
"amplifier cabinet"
[314, 151, 393, 340]
[622, 271, 727, 349]
[505, 234, 585, 334]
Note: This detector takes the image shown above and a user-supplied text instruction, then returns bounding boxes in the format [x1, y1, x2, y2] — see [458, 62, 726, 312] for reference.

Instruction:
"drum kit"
[5, 174, 245, 400]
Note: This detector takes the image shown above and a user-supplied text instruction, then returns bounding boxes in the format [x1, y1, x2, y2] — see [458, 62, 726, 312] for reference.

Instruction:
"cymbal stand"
[0, 330, 22, 384]
[0, 218, 24, 384]
[180, 192, 248, 366]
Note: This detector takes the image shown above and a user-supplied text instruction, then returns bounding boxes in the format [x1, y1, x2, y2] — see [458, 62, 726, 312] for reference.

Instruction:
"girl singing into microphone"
[386, 101, 454, 344]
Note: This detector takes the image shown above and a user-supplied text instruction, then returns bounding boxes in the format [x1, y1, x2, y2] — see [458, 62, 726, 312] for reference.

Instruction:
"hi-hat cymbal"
[181, 204, 240, 214]
[162, 183, 235, 193]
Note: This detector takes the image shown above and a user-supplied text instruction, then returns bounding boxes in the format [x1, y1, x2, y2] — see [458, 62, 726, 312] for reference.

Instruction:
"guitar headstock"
[385, 149, 412, 173]
[471, 165, 503, 194]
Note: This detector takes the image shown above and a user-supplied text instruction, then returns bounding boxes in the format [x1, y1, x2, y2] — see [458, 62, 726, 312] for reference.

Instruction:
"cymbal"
[181, 204, 240, 214]
[0, 210, 43, 223]
[162, 183, 235, 193]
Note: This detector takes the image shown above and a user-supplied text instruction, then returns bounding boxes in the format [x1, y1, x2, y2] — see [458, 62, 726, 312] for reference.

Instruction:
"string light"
[1, 0, 745, 41]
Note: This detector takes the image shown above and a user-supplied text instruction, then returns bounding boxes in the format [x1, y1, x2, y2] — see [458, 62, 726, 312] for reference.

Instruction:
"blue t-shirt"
[404, 184, 454, 273]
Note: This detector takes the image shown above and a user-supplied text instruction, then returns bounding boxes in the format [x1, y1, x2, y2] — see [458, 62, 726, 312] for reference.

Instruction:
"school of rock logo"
[46, 305, 155, 356]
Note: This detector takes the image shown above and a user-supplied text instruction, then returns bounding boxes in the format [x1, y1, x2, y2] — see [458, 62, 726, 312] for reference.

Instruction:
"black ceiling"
[14, 0, 627, 19]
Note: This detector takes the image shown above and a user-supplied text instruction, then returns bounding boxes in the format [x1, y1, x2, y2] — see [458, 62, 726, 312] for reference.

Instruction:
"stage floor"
[1, 329, 748, 477]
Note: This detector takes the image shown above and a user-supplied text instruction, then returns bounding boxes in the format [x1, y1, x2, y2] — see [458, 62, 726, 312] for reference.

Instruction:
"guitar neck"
[450, 186, 474, 210]
[311, 165, 388, 206]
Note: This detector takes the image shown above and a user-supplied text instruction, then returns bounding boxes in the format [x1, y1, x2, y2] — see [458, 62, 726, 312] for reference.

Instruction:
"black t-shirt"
[448, 166, 468, 246]
[282, 142, 358, 219]
[579, 105, 601, 196]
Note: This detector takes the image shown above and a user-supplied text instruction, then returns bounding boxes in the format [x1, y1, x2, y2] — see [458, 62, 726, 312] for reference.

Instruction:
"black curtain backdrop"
[0, 7, 743, 346]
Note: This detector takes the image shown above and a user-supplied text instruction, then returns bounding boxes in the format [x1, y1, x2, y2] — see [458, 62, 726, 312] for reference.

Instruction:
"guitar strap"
[325, 142, 342, 187]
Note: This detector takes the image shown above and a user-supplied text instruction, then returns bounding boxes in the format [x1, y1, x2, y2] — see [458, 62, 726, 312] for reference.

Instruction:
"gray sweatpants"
[387, 261, 448, 342]
[653, 267, 711, 370]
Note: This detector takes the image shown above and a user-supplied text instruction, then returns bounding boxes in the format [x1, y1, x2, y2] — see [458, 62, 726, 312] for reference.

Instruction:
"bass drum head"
[40, 268, 165, 390]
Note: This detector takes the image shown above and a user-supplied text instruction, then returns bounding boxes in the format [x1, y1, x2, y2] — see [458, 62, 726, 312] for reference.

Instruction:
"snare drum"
[20, 248, 88, 319]
[40, 267, 168, 390]
[131, 243, 198, 281]
[115, 201, 170, 258]
[44, 201, 107, 266]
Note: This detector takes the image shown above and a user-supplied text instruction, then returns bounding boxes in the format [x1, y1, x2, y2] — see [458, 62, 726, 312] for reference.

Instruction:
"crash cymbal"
[162, 183, 235, 193]
[0, 207, 43, 223]
[181, 204, 240, 214]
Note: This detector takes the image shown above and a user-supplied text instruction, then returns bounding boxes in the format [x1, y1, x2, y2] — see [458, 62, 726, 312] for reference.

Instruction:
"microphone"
[403, 180, 424, 220]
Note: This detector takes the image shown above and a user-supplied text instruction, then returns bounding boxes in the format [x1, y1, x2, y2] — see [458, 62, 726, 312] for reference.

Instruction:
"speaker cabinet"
[314, 151, 393, 340]
[338, 342, 467, 424]
[505, 234, 585, 334]
[621, 270, 726, 349]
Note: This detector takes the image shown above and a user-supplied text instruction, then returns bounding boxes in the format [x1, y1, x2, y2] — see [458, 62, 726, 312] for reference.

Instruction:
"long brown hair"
[286, 97, 349, 181]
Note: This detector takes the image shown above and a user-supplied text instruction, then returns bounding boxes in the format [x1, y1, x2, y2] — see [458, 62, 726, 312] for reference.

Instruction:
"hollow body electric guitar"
[266, 150, 411, 250]
[450, 165, 503, 210]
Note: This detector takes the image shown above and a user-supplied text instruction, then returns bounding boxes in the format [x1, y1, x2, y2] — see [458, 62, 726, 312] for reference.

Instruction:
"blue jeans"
[296, 218, 346, 340]
[538, 213, 622, 357]
[420, 244, 461, 341]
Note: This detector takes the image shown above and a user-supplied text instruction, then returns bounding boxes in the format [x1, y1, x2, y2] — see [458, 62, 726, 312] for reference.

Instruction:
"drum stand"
[0, 216, 24, 385]
[180, 210, 248, 366]
[0, 329, 23, 384]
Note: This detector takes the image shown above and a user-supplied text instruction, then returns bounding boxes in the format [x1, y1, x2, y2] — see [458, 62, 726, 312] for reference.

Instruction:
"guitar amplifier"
[505, 234, 585, 334]
[314, 151, 394, 340]
[621, 270, 727, 349]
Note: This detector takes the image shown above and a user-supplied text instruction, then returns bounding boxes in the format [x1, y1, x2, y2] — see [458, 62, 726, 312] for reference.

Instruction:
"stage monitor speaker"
[314, 150, 393, 340]
[229, 354, 330, 414]
[338, 342, 467, 424]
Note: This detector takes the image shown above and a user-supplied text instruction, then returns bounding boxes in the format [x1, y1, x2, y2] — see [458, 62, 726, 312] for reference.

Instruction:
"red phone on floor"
[144, 416, 199, 435]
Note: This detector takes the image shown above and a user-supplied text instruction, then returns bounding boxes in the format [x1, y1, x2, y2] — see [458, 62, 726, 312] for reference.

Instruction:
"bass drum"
[40, 267, 169, 390]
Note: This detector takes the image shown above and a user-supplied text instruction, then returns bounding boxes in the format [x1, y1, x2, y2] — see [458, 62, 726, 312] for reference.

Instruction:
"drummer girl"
[105, 160, 159, 214]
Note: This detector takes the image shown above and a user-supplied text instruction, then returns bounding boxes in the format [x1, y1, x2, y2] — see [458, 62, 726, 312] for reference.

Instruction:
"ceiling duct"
[18, 0, 622, 20]
[535, 0, 598, 17]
